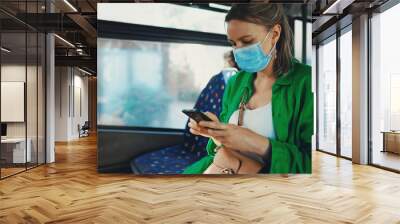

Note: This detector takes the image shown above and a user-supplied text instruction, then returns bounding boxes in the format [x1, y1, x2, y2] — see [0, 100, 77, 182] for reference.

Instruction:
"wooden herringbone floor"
[1, 135, 400, 224]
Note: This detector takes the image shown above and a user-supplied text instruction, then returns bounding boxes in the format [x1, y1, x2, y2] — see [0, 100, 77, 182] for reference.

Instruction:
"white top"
[228, 103, 275, 165]
[221, 67, 238, 84]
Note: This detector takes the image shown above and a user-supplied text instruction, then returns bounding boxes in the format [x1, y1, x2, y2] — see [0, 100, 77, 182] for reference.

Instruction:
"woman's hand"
[188, 112, 222, 145]
[198, 120, 270, 156]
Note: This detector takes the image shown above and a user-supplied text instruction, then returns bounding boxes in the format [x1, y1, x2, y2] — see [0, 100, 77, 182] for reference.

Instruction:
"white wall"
[1, 65, 26, 139]
[1, 65, 39, 138]
[55, 66, 69, 141]
[72, 73, 89, 138]
[1, 63, 46, 164]
[55, 67, 89, 141]
[1, 82, 25, 122]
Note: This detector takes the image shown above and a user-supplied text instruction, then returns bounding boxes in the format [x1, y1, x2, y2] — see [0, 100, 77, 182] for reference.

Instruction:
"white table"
[1, 138, 31, 163]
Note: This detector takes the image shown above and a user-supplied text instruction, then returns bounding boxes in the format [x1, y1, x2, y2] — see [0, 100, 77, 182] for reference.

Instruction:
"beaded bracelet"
[212, 158, 242, 174]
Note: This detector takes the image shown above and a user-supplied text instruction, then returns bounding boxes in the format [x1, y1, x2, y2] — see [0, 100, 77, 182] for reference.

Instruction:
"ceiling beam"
[322, 0, 356, 14]
[55, 55, 96, 71]
[67, 13, 97, 46]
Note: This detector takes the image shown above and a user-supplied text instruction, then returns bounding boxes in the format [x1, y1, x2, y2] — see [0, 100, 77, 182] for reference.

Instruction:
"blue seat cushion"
[131, 73, 227, 174]
[132, 145, 207, 174]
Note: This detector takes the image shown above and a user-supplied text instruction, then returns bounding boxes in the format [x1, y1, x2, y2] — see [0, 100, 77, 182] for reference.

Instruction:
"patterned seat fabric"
[131, 73, 227, 174]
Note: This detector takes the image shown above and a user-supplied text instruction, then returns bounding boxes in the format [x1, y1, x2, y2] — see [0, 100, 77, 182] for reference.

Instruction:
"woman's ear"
[271, 24, 282, 45]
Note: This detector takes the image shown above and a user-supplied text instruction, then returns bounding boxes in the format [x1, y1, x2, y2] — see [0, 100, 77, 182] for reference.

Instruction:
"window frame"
[97, 20, 232, 131]
[97, 20, 231, 47]
[368, 0, 400, 173]
[315, 23, 353, 161]
[0, 1, 47, 180]
[315, 0, 400, 173]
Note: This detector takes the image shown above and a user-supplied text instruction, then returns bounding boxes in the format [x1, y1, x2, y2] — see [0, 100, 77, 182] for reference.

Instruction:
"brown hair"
[223, 50, 239, 69]
[225, 3, 294, 75]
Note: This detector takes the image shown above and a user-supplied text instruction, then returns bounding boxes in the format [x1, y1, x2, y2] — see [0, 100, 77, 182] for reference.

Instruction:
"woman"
[183, 3, 313, 174]
[221, 50, 239, 83]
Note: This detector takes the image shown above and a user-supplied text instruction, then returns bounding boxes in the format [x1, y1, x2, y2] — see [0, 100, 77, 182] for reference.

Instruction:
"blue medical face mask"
[233, 31, 276, 73]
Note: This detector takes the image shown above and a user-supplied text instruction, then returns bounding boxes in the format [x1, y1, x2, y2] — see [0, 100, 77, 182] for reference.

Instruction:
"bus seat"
[130, 72, 228, 174]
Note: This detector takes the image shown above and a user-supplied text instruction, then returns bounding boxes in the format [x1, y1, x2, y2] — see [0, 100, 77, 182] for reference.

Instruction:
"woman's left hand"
[198, 120, 269, 156]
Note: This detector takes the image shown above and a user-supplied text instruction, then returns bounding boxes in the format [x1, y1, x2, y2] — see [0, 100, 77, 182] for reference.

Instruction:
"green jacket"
[183, 60, 313, 174]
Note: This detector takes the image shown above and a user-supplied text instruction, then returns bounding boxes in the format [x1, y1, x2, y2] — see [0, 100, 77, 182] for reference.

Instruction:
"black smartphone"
[182, 109, 213, 123]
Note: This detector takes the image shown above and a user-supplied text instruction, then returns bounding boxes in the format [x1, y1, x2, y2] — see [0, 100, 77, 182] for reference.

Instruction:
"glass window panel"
[306, 22, 312, 65]
[390, 74, 400, 130]
[27, 31, 38, 168]
[317, 37, 337, 154]
[340, 29, 352, 158]
[0, 1, 46, 179]
[1, 30, 27, 177]
[294, 20, 303, 62]
[98, 3, 227, 35]
[371, 3, 400, 171]
[294, 20, 312, 65]
[98, 38, 231, 129]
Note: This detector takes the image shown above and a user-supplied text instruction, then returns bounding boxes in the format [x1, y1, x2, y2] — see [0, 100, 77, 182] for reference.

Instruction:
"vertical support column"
[336, 29, 341, 157]
[352, 14, 369, 164]
[46, 1, 55, 163]
[88, 76, 97, 133]
[315, 45, 320, 151]
[302, 4, 307, 64]
[0, 16, 2, 179]
[312, 45, 317, 150]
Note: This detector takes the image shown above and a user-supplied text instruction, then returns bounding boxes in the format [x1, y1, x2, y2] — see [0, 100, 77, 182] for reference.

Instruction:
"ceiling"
[0, 0, 392, 74]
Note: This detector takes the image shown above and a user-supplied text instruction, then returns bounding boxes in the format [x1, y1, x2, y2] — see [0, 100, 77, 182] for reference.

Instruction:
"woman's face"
[226, 19, 280, 55]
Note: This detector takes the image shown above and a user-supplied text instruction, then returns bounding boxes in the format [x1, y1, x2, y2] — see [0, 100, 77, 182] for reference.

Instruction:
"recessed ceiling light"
[209, 3, 231, 11]
[63, 0, 78, 12]
[322, 0, 354, 15]
[1, 47, 11, 53]
[78, 67, 93, 76]
[54, 34, 75, 48]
